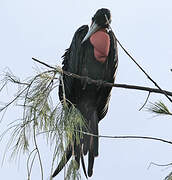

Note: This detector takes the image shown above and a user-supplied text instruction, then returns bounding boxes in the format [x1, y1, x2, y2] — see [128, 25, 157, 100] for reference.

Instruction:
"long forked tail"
[52, 110, 99, 178]
[52, 142, 87, 178]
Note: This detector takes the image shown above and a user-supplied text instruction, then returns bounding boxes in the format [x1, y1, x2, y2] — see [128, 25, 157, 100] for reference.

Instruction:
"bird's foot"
[96, 80, 104, 90]
[82, 76, 91, 90]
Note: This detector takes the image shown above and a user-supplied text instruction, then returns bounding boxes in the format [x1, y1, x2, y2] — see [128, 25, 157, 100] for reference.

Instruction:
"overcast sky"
[1, 0, 172, 180]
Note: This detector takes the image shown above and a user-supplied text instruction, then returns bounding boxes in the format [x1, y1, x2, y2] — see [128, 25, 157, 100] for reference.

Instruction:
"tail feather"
[81, 148, 88, 179]
[93, 121, 99, 157]
[88, 149, 95, 177]
[52, 145, 72, 178]
[90, 111, 99, 156]
[74, 143, 81, 169]
[87, 111, 99, 177]
[83, 134, 90, 155]
[52, 110, 99, 178]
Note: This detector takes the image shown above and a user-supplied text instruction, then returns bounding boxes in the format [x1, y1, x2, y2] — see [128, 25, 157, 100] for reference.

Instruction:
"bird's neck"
[98, 28, 108, 32]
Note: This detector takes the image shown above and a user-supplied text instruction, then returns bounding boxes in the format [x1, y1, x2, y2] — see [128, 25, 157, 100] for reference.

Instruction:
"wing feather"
[97, 30, 118, 120]
[59, 25, 89, 104]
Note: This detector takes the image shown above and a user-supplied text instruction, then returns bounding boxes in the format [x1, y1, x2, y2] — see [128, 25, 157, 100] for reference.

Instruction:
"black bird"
[52, 8, 118, 178]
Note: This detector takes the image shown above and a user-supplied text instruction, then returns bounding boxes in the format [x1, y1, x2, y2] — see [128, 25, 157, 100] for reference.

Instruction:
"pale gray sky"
[0, 0, 172, 179]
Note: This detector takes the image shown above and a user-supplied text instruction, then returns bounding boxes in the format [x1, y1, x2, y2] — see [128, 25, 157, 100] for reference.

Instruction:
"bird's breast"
[90, 30, 110, 63]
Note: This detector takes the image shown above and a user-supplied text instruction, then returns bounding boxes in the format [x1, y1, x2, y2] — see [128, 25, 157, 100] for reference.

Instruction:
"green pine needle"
[147, 101, 172, 116]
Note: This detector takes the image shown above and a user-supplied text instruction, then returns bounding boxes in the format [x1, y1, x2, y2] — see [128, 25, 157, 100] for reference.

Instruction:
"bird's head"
[82, 8, 111, 43]
[92, 8, 111, 28]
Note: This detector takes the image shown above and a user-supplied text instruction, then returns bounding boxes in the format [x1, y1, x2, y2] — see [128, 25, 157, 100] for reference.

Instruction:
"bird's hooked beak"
[81, 21, 100, 43]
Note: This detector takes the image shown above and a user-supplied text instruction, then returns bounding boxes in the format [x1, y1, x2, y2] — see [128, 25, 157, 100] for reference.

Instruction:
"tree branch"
[32, 57, 172, 97]
[107, 19, 172, 103]
[82, 132, 172, 146]
[115, 38, 172, 103]
[98, 135, 172, 145]
[148, 162, 172, 169]
[38, 130, 172, 146]
[113, 84, 172, 96]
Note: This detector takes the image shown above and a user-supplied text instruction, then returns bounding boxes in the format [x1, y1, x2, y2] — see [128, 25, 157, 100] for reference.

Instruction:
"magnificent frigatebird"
[52, 8, 118, 178]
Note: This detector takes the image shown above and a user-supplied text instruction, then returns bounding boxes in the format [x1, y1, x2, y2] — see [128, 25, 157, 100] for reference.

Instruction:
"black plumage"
[52, 8, 118, 178]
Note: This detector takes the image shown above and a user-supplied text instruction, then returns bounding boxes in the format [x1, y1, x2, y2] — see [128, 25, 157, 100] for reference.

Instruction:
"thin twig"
[33, 122, 44, 180]
[139, 92, 151, 111]
[0, 86, 28, 112]
[99, 135, 172, 145]
[0, 82, 7, 92]
[38, 130, 172, 146]
[28, 151, 37, 180]
[27, 148, 37, 180]
[6, 75, 29, 86]
[148, 162, 172, 169]
[32, 58, 56, 70]
[60, 75, 67, 106]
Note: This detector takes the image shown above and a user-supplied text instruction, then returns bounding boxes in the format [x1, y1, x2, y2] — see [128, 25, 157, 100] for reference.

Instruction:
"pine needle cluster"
[0, 68, 84, 180]
[147, 101, 172, 116]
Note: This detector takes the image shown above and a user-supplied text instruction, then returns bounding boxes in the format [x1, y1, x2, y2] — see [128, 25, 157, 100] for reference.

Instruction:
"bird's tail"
[83, 110, 99, 177]
[52, 110, 99, 178]
[52, 139, 88, 178]
[52, 143, 88, 178]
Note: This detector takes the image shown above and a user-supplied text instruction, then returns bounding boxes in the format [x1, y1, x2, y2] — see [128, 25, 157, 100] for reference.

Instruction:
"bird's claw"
[96, 80, 104, 90]
[82, 76, 90, 90]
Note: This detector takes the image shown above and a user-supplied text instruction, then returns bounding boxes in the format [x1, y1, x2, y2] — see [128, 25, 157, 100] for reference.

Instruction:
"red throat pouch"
[90, 30, 110, 63]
